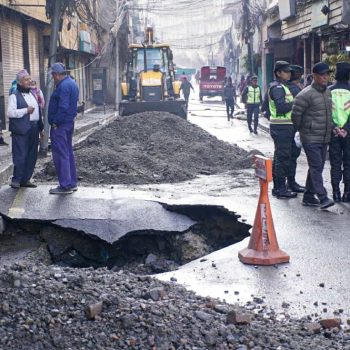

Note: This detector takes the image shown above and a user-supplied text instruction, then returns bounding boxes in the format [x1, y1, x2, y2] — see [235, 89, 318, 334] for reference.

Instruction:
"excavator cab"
[119, 28, 186, 119]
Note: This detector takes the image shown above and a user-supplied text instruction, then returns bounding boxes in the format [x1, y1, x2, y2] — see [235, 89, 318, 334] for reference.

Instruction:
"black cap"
[289, 65, 303, 73]
[336, 61, 350, 73]
[274, 61, 291, 72]
[312, 62, 330, 74]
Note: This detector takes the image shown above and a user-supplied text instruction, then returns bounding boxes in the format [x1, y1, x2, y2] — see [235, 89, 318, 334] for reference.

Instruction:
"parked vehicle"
[199, 66, 226, 101]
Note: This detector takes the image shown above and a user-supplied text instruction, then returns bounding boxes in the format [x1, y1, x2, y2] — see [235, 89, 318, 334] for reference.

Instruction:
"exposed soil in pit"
[0, 204, 251, 274]
[35, 112, 255, 185]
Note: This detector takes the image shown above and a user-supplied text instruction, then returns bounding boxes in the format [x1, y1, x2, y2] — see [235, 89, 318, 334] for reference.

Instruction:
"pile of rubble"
[0, 263, 348, 350]
[37, 112, 251, 185]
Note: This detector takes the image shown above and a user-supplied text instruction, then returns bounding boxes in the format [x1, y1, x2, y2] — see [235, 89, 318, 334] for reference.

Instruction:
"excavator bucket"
[119, 100, 187, 120]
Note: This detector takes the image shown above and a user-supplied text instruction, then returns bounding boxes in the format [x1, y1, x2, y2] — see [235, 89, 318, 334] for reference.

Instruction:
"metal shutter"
[0, 17, 24, 122]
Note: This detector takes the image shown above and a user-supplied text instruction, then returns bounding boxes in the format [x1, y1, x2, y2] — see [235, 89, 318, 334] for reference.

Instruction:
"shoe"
[254, 130, 258, 134]
[272, 188, 277, 197]
[0, 138, 8, 146]
[249, 128, 253, 133]
[302, 194, 320, 206]
[288, 182, 305, 193]
[49, 186, 73, 194]
[276, 189, 297, 199]
[320, 197, 335, 210]
[70, 186, 78, 192]
[342, 192, 350, 202]
[10, 182, 20, 189]
[20, 181, 37, 188]
[333, 190, 341, 202]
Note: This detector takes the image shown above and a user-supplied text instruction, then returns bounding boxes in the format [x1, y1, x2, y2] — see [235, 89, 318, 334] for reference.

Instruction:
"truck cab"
[199, 66, 226, 101]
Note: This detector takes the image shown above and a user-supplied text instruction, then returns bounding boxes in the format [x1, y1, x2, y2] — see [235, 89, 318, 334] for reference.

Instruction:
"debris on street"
[0, 263, 348, 350]
[36, 112, 252, 185]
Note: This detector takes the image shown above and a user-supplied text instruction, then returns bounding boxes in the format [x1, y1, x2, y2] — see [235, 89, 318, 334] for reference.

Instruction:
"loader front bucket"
[119, 100, 187, 119]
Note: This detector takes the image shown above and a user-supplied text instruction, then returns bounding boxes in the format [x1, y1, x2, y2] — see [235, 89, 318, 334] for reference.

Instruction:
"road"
[155, 89, 350, 321]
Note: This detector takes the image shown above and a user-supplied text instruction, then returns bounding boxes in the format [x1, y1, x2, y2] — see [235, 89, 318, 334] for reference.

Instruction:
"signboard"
[278, 0, 296, 20]
[254, 155, 273, 182]
[311, 0, 329, 29]
[93, 79, 103, 91]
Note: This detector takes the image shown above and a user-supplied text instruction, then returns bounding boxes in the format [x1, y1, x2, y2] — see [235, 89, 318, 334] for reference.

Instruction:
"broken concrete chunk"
[226, 310, 251, 325]
[85, 301, 103, 320]
[320, 318, 341, 329]
[304, 322, 322, 334]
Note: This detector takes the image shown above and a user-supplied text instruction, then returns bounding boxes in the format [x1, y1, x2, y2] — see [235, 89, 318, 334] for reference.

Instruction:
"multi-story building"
[262, 0, 348, 90]
[0, 0, 106, 130]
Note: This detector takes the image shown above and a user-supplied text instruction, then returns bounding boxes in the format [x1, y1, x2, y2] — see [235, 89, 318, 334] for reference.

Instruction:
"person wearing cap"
[7, 69, 44, 188]
[268, 61, 297, 199]
[328, 61, 350, 202]
[292, 62, 334, 209]
[285, 65, 305, 194]
[48, 62, 79, 195]
[223, 76, 236, 121]
[241, 75, 262, 134]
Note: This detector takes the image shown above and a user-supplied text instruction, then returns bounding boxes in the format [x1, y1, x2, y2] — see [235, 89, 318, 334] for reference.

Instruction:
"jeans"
[303, 143, 328, 199]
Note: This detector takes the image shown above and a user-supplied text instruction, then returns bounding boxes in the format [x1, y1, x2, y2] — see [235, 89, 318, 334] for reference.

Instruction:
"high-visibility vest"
[269, 83, 294, 125]
[247, 86, 261, 104]
[331, 88, 350, 128]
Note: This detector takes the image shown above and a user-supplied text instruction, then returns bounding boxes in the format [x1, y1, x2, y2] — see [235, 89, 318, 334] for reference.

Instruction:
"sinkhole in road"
[0, 204, 251, 274]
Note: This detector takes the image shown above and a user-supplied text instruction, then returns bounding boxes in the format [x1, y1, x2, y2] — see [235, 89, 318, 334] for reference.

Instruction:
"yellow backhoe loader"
[119, 27, 187, 119]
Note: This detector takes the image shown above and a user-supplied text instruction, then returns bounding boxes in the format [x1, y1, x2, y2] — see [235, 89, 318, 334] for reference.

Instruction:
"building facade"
[0, 0, 104, 130]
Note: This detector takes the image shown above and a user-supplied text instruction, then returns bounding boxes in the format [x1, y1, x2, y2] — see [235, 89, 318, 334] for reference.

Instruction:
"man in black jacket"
[269, 61, 298, 199]
[329, 62, 350, 202]
[292, 62, 334, 209]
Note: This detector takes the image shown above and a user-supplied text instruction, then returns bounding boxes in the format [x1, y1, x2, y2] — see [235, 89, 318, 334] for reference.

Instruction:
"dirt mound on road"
[38, 112, 250, 185]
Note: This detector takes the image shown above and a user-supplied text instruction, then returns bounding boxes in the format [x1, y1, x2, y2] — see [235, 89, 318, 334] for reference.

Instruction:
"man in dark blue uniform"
[48, 63, 79, 194]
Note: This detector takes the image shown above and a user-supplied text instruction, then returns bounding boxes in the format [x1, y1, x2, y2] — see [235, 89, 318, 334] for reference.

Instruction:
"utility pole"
[40, 0, 62, 155]
[115, 0, 121, 111]
[243, 0, 254, 75]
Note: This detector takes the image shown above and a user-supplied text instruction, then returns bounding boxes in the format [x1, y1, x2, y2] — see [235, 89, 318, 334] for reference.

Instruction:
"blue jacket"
[48, 76, 79, 125]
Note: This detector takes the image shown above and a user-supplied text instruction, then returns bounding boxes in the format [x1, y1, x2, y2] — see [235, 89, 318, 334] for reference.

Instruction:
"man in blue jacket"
[48, 63, 79, 194]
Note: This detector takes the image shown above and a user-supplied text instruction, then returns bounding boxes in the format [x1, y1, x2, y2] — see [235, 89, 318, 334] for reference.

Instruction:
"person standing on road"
[329, 62, 350, 202]
[179, 76, 194, 108]
[285, 65, 305, 194]
[292, 62, 334, 209]
[241, 75, 262, 134]
[48, 63, 79, 195]
[268, 61, 297, 199]
[7, 69, 43, 188]
[224, 77, 236, 121]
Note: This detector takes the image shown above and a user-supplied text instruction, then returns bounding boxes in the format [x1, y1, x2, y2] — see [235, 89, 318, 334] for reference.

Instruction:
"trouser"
[12, 123, 39, 184]
[329, 135, 350, 189]
[246, 104, 259, 131]
[50, 122, 77, 189]
[184, 93, 190, 108]
[225, 99, 234, 119]
[303, 143, 328, 200]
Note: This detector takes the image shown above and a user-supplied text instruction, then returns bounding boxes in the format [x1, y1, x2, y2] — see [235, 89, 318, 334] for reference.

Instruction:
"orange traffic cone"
[238, 155, 290, 265]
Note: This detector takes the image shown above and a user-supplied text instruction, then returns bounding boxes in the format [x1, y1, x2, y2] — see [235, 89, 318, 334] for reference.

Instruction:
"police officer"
[242, 75, 262, 133]
[329, 61, 350, 202]
[269, 61, 297, 199]
[286, 65, 305, 193]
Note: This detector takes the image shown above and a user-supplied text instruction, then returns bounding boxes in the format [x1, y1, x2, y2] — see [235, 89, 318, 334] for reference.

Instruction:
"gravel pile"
[37, 112, 250, 185]
[0, 263, 349, 350]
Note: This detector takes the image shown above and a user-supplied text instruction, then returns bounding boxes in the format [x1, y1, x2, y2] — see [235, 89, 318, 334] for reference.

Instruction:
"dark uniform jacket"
[291, 81, 333, 144]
